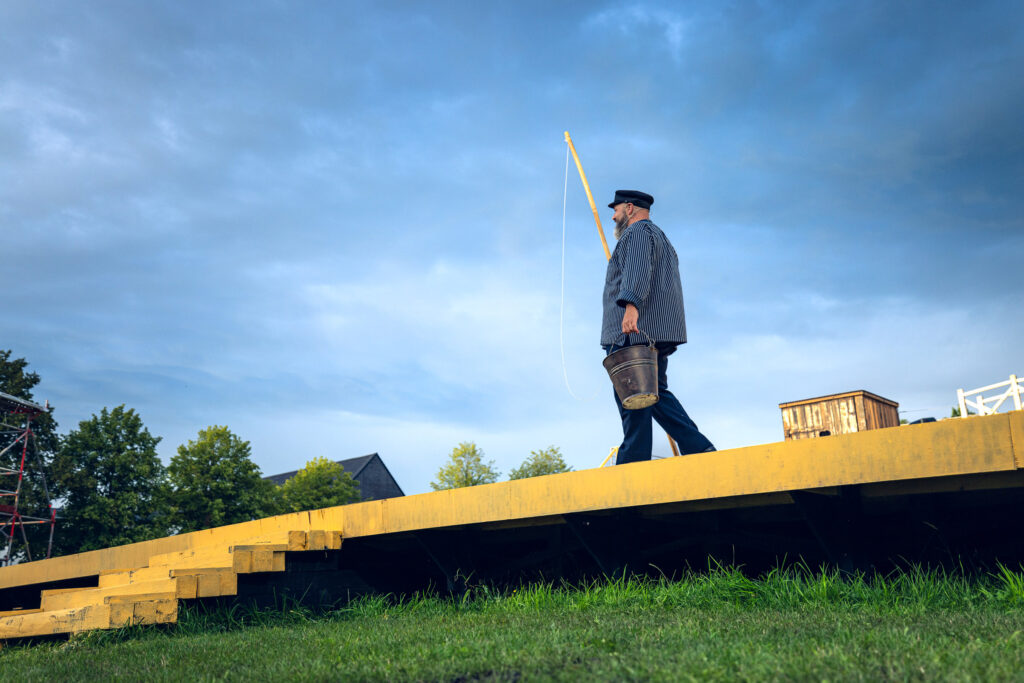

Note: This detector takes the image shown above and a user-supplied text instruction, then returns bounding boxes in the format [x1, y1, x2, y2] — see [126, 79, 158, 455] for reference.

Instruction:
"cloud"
[3, 0, 1021, 498]
[300, 258, 571, 411]
[585, 4, 691, 63]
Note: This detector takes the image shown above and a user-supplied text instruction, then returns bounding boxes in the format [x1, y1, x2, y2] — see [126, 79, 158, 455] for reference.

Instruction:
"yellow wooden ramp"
[2, 411, 1022, 642]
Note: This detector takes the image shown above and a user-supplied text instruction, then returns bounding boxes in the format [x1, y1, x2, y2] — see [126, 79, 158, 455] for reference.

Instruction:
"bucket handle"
[615, 328, 656, 350]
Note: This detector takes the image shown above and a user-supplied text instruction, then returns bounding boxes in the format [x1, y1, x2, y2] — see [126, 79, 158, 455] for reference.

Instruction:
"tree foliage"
[508, 446, 572, 480]
[168, 426, 276, 533]
[278, 456, 360, 513]
[49, 406, 169, 555]
[0, 350, 46, 400]
[430, 442, 500, 491]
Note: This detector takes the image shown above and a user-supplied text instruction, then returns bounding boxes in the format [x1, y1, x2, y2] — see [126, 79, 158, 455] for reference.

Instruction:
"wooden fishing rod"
[564, 131, 681, 459]
[564, 131, 611, 261]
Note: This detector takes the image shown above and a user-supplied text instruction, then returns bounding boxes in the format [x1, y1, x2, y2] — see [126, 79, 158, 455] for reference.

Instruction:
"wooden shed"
[779, 390, 900, 441]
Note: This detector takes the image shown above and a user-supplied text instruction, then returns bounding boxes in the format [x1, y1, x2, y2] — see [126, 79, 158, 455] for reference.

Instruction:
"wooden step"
[0, 603, 110, 637]
[41, 578, 177, 611]
[170, 567, 238, 599]
[147, 545, 234, 570]
[288, 529, 343, 551]
[106, 593, 177, 628]
[230, 545, 287, 573]
[98, 566, 173, 588]
[0, 528, 343, 641]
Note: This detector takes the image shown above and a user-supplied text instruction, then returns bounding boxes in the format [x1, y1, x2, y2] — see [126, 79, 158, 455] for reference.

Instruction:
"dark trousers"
[608, 342, 715, 464]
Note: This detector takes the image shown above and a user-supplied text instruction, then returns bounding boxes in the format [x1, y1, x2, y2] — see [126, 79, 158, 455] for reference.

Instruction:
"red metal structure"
[0, 390, 55, 566]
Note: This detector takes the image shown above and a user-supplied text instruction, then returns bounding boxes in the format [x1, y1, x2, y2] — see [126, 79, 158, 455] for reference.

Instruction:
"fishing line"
[560, 142, 601, 402]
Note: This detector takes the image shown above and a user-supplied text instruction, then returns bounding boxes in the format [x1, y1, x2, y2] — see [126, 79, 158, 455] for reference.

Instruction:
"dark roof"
[264, 453, 405, 501]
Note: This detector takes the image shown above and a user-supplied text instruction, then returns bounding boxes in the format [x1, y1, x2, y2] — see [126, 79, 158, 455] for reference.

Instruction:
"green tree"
[508, 446, 572, 480]
[0, 350, 60, 561]
[430, 441, 500, 491]
[168, 426, 277, 532]
[49, 406, 170, 555]
[0, 350, 46, 399]
[278, 456, 360, 513]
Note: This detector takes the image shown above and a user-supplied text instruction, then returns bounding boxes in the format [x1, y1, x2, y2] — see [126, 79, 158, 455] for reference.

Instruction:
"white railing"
[957, 374, 1023, 417]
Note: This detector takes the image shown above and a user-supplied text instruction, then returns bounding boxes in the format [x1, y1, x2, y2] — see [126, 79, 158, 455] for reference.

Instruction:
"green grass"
[3, 565, 1024, 681]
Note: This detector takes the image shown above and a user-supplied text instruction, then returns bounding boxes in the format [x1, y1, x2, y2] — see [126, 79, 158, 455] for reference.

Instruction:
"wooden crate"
[779, 390, 899, 441]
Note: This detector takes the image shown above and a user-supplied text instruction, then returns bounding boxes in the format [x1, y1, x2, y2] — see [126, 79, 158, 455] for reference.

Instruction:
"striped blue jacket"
[601, 219, 687, 347]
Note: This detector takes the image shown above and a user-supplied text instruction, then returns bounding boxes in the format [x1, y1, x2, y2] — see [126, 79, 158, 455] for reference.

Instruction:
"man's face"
[612, 203, 632, 233]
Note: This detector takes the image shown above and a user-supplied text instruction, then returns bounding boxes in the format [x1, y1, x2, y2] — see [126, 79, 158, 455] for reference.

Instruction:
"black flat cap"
[608, 190, 654, 209]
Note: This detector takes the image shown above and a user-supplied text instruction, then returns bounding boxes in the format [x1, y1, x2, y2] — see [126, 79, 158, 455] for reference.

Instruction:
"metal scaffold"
[0, 390, 55, 566]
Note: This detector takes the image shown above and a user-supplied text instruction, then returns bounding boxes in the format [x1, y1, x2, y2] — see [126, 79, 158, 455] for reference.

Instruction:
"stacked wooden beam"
[0, 530, 341, 641]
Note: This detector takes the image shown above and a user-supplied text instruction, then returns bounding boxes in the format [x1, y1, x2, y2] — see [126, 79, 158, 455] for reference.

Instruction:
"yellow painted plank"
[169, 567, 238, 599]
[149, 538, 285, 570]
[99, 566, 172, 588]
[229, 543, 288, 553]
[41, 578, 177, 611]
[173, 574, 198, 600]
[2, 413, 1018, 595]
[107, 594, 177, 628]
[287, 529, 344, 551]
[251, 551, 274, 573]
[133, 598, 177, 625]
[1, 535, 201, 591]
[169, 566, 235, 578]
[106, 602, 131, 627]
[105, 591, 177, 605]
[149, 539, 287, 569]
[287, 530, 308, 551]
[0, 604, 109, 637]
[231, 550, 252, 574]
[200, 571, 236, 597]
[313, 504, 371, 536]
[36, 586, 87, 597]
[228, 544, 287, 574]
[146, 547, 230, 569]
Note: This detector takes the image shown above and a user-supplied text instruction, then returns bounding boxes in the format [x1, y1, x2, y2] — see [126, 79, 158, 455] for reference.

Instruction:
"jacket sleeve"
[615, 227, 654, 308]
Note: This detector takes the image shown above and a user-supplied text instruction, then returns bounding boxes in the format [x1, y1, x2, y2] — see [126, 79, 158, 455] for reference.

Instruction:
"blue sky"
[3, 1, 1022, 494]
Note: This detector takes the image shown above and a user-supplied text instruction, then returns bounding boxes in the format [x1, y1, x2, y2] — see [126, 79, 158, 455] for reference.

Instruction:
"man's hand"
[621, 304, 640, 335]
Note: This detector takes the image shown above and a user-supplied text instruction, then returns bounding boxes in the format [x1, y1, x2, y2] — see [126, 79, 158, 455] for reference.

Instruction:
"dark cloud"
[2, 1, 1020, 491]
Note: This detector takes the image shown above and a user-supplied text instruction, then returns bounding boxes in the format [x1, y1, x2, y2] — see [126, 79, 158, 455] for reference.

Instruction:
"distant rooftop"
[264, 453, 404, 501]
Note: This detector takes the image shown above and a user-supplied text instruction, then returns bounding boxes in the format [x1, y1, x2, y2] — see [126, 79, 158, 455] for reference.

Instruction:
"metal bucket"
[603, 333, 659, 410]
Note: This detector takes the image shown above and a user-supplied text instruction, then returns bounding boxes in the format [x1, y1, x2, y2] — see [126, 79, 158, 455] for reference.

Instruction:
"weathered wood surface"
[0, 530, 339, 641]
[780, 390, 899, 440]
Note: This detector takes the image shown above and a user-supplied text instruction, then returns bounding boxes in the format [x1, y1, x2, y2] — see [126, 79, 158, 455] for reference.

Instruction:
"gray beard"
[613, 215, 629, 240]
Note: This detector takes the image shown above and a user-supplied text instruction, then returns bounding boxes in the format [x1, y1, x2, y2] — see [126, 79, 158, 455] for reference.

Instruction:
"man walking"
[602, 190, 715, 464]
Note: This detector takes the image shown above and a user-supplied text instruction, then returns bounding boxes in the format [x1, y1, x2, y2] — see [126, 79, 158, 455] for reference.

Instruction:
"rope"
[560, 142, 600, 402]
